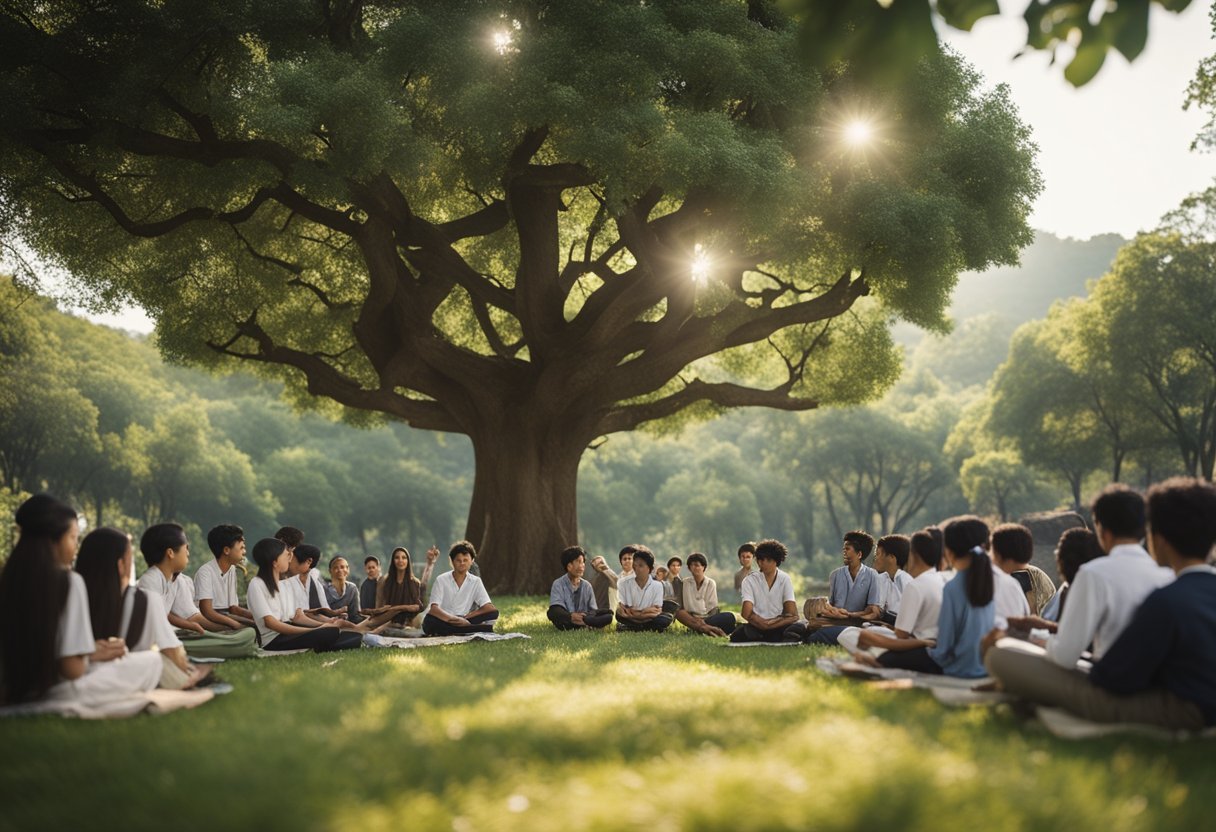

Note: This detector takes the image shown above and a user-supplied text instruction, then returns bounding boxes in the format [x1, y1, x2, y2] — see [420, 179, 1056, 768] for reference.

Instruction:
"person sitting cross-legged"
[615, 547, 673, 632]
[677, 552, 738, 635]
[986, 477, 1216, 730]
[548, 546, 613, 630]
[804, 530, 882, 645]
[730, 539, 808, 643]
[422, 541, 499, 636]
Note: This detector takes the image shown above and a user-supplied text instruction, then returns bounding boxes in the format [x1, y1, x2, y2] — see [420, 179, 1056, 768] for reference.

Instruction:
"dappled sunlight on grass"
[1, 597, 1210, 830]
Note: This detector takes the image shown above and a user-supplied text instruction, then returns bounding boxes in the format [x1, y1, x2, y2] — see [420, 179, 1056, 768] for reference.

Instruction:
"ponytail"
[964, 546, 995, 608]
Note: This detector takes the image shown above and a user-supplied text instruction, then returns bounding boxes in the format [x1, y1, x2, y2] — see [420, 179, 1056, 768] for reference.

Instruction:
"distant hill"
[949, 230, 1126, 324]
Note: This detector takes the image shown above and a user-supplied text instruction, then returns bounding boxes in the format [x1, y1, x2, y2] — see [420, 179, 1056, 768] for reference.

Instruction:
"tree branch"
[600, 379, 819, 434]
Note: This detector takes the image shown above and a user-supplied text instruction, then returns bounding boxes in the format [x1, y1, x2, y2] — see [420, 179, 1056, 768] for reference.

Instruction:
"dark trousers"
[616, 611, 674, 632]
[700, 611, 739, 634]
[729, 621, 808, 643]
[264, 627, 362, 652]
[422, 609, 499, 636]
[804, 625, 846, 645]
[878, 646, 943, 674]
[548, 605, 613, 630]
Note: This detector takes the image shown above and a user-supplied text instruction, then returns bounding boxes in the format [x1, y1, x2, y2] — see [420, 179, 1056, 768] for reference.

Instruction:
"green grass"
[0, 597, 1209, 831]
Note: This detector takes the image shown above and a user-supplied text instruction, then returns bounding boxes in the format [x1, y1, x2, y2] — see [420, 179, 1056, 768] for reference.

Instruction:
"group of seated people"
[544, 478, 1216, 731]
[0, 496, 501, 708]
[5, 476, 1214, 731]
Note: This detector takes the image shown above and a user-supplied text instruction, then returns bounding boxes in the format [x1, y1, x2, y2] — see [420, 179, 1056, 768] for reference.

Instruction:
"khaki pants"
[985, 638, 1204, 730]
[177, 626, 258, 659]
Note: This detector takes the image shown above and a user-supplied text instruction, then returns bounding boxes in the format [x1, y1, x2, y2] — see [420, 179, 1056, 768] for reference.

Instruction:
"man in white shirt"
[983, 484, 1174, 688]
[841, 529, 946, 661]
[872, 534, 914, 624]
[137, 523, 257, 658]
[615, 547, 673, 631]
[730, 539, 807, 643]
[423, 541, 499, 635]
[195, 524, 256, 630]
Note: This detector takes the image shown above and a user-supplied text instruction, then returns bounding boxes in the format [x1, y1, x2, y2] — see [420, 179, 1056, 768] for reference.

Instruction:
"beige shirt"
[682, 576, 720, 617]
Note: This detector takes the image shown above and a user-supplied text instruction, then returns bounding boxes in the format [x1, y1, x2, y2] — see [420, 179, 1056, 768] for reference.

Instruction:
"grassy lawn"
[0, 597, 1208, 831]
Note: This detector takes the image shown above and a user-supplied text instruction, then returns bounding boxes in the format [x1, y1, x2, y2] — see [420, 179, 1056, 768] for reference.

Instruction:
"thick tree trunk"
[464, 415, 588, 595]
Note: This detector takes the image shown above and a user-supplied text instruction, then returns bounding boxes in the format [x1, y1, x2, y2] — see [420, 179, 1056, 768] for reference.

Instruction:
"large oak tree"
[0, 1, 1039, 591]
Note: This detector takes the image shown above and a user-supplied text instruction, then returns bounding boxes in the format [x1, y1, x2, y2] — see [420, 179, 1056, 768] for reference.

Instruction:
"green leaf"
[1064, 30, 1108, 87]
[1102, 0, 1150, 62]
[936, 0, 1001, 32]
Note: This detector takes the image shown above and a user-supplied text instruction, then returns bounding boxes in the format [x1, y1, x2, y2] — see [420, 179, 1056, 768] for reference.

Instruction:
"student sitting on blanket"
[804, 531, 882, 645]
[361, 547, 431, 633]
[873, 535, 913, 625]
[360, 555, 382, 611]
[1011, 528, 1105, 629]
[76, 527, 212, 690]
[987, 526, 1032, 630]
[1029, 485, 1172, 668]
[247, 538, 363, 653]
[194, 524, 256, 631]
[838, 529, 946, 659]
[137, 524, 258, 659]
[422, 541, 499, 636]
[615, 547, 673, 632]
[986, 477, 1216, 730]
[730, 539, 808, 643]
[873, 516, 996, 677]
[990, 523, 1055, 617]
[0, 494, 163, 706]
[676, 552, 738, 636]
[548, 546, 613, 630]
[734, 542, 756, 594]
[325, 556, 363, 623]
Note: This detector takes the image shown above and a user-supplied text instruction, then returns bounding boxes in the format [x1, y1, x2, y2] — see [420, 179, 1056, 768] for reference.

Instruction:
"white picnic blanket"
[815, 657, 992, 690]
[723, 640, 802, 648]
[0, 688, 214, 720]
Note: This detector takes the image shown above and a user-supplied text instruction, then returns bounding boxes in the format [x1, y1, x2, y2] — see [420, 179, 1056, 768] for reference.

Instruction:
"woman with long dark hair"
[75, 527, 210, 689]
[246, 538, 361, 652]
[360, 546, 428, 634]
[0, 495, 160, 704]
[877, 516, 997, 677]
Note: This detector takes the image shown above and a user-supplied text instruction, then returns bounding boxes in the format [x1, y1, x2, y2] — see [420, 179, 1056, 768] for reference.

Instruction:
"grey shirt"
[550, 576, 597, 614]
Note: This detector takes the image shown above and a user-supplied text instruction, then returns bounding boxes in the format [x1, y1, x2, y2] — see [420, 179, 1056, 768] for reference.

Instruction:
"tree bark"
[463, 410, 589, 594]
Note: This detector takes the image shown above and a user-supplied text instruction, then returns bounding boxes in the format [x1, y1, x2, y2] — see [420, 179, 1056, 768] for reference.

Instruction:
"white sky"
[942, 0, 1216, 240]
[18, 1, 1216, 334]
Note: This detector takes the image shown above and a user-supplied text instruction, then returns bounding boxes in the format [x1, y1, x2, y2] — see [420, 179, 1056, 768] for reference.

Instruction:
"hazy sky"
[21, 1, 1216, 333]
[943, 0, 1216, 240]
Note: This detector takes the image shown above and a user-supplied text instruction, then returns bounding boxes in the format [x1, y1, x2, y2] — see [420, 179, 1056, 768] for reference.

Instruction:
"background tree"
[0, 1, 1040, 590]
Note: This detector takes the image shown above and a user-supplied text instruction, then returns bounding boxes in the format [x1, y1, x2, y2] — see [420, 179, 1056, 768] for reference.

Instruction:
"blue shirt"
[549, 576, 596, 615]
[928, 569, 995, 678]
[828, 564, 883, 612]
[1090, 568, 1216, 725]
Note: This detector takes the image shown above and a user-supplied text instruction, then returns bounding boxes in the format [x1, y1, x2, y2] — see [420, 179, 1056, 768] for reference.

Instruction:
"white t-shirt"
[137, 567, 200, 622]
[120, 588, 182, 651]
[741, 569, 795, 620]
[247, 577, 297, 645]
[618, 575, 664, 609]
[994, 568, 1032, 629]
[58, 572, 96, 659]
[426, 571, 492, 620]
[193, 559, 240, 609]
[878, 569, 914, 614]
[893, 570, 946, 640]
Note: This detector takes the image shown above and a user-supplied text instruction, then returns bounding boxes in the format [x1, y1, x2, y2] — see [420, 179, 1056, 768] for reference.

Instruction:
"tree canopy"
[0, 0, 1041, 590]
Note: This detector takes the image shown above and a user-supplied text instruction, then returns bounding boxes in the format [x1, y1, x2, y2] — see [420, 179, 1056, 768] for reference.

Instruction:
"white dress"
[45, 573, 162, 704]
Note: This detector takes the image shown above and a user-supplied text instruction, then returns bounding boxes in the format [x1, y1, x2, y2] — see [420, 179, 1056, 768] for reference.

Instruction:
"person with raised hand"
[422, 541, 499, 636]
